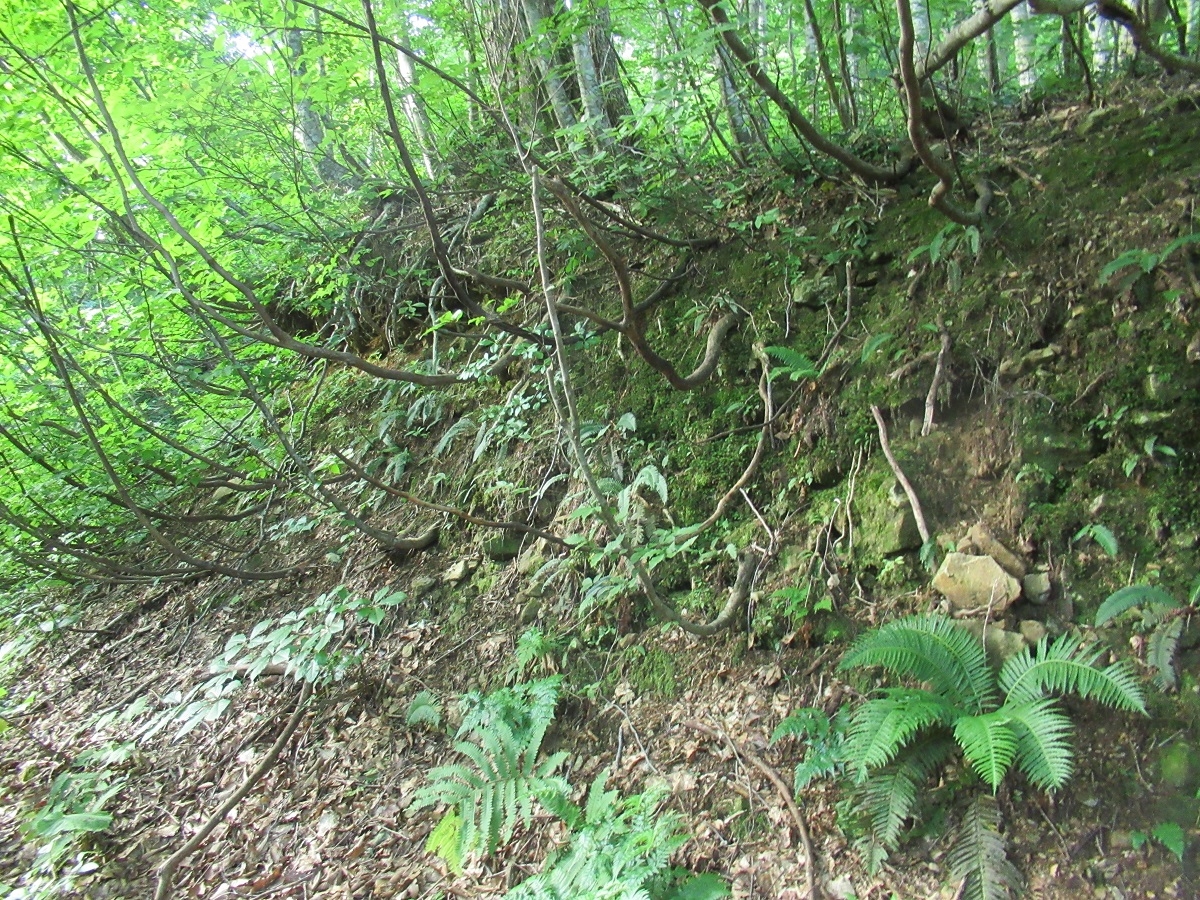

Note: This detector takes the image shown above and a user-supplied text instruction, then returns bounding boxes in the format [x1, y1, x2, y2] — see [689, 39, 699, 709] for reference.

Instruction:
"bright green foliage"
[414, 678, 570, 860]
[505, 770, 726, 900]
[770, 706, 848, 793]
[1131, 822, 1187, 861]
[1095, 582, 1198, 690]
[11, 744, 130, 899]
[839, 615, 1146, 882]
[947, 796, 1024, 900]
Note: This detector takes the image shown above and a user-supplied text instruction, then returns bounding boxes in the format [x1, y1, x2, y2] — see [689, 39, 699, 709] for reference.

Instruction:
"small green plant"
[504, 770, 729, 900]
[415, 678, 726, 897]
[126, 586, 405, 740]
[414, 677, 570, 861]
[839, 614, 1145, 900]
[406, 690, 443, 729]
[1123, 435, 1177, 479]
[12, 745, 131, 899]
[771, 707, 849, 793]
[1095, 579, 1199, 690]
[764, 346, 821, 382]
[768, 584, 832, 627]
[1073, 522, 1119, 557]
[1100, 232, 1200, 292]
[1130, 821, 1186, 861]
[513, 627, 563, 680]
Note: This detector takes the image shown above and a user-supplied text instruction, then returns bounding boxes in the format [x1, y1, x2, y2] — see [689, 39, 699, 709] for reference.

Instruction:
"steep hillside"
[3, 83, 1200, 900]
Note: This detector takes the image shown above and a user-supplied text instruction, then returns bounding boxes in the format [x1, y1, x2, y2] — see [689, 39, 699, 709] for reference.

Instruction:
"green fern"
[1147, 618, 1184, 690]
[947, 796, 1023, 900]
[764, 346, 820, 382]
[504, 771, 726, 900]
[839, 614, 998, 714]
[405, 690, 443, 729]
[1095, 582, 1194, 692]
[414, 679, 569, 861]
[840, 615, 1148, 880]
[997, 634, 1146, 713]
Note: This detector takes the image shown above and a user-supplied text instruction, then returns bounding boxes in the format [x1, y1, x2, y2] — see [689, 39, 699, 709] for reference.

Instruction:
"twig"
[922, 323, 951, 436]
[153, 682, 312, 900]
[870, 405, 930, 544]
[684, 721, 820, 900]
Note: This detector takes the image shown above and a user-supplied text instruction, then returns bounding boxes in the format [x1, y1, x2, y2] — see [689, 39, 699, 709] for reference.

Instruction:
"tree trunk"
[391, 8, 438, 180]
[716, 43, 755, 150]
[591, 3, 632, 128]
[975, 0, 1003, 91]
[1011, 2, 1039, 90]
[571, 8, 614, 149]
[285, 27, 358, 187]
[802, 0, 853, 130]
[519, 0, 579, 132]
[1189, 0, 1200, 54]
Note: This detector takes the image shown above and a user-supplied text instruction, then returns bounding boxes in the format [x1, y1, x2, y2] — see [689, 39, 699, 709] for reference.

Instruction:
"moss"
[628, 645, 678, 699]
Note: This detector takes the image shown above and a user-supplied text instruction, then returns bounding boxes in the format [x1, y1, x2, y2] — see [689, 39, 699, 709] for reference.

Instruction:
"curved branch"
[543, 180, 740, 391]
[1096, 0, 1200, 75]
[698, 0, 912, 185]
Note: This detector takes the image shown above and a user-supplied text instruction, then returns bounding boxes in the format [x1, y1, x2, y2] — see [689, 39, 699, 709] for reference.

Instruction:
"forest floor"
[3, 81, 1200, 900]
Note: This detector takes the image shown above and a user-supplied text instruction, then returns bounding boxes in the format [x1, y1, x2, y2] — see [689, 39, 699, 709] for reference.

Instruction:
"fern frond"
[854, 738, 955, 869]
[1094, 584, 1178, 626]
[998, 634, 1146, 713]
[947, 795, 1023, 900]
[432, 416, 477, 459]
[1148, 618, 1183, 691]
[953, 711, 1018, 792]
[1003, 697, 1074, 792]
[845, 688, 957, 778]
[840, 615, 998, 713]
[405, 690, 443, 729]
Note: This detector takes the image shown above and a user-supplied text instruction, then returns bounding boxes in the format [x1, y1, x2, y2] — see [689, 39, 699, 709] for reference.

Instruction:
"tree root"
[684, 720, 821, 900]
[153, 682, 312, 900]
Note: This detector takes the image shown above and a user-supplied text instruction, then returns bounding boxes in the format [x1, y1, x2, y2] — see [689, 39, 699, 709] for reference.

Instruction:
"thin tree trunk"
[591, 3, 632, 128]
[1011, 2, 1039, 90]
[392, 8, 438, 180]
[802, 0, 852, 130]
[519, 0, 579, 132]
[571, 8, 614, 149]
[285, 27, 357, 187]
[716, 43, 755, 151]
[1189, 0, 1200, 54]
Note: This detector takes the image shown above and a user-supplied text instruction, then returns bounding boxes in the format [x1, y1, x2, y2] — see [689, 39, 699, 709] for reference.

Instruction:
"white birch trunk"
[392, 10, 438, 181]
[1011, 2, 1038, 90]
[519, 0, 579, 132]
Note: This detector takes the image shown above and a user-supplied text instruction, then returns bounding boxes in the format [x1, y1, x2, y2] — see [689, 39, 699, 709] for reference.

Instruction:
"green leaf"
[953, 712, 1018, 791]
[1148, 618, 1183, 691]
[49, 811, 113, 836]
[1095, 585, 1178, 625]
[947, 795, 1023, 900]
[1151, 821, 1186, 860]
[861, 332, 893, 364]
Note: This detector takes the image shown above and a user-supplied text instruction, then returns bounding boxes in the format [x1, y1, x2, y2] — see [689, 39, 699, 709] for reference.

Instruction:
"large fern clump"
[839, 614, 1146, 900]
[413, 677, 571, 863]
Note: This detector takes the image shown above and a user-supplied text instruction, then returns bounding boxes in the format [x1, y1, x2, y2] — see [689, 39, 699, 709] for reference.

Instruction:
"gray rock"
[1022, 571, 1052, 605]
[443, 558, 475, 584]
[963, 523, 1027, 579]
[961, 619, 1028, 668]
[410, 576, 437, 598]
[1018, 619, 1047, 646]
[484, 535, 521, 561]
[932, 553, 1021, 615]
[856, 478, 923, 559]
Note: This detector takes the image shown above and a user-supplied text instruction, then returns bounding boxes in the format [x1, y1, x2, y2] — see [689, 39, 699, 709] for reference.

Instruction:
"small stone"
[964, 523, 1027, 579]
[483, 535, 521, 561]
[1018, 620, 1047, 646]
[410, 575, 437, 597]
[961, 620, 1028, 668]
[443, 559, 474, 583]
[932, 553, 1022, 614]
[1023, 570, 1052, 605]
